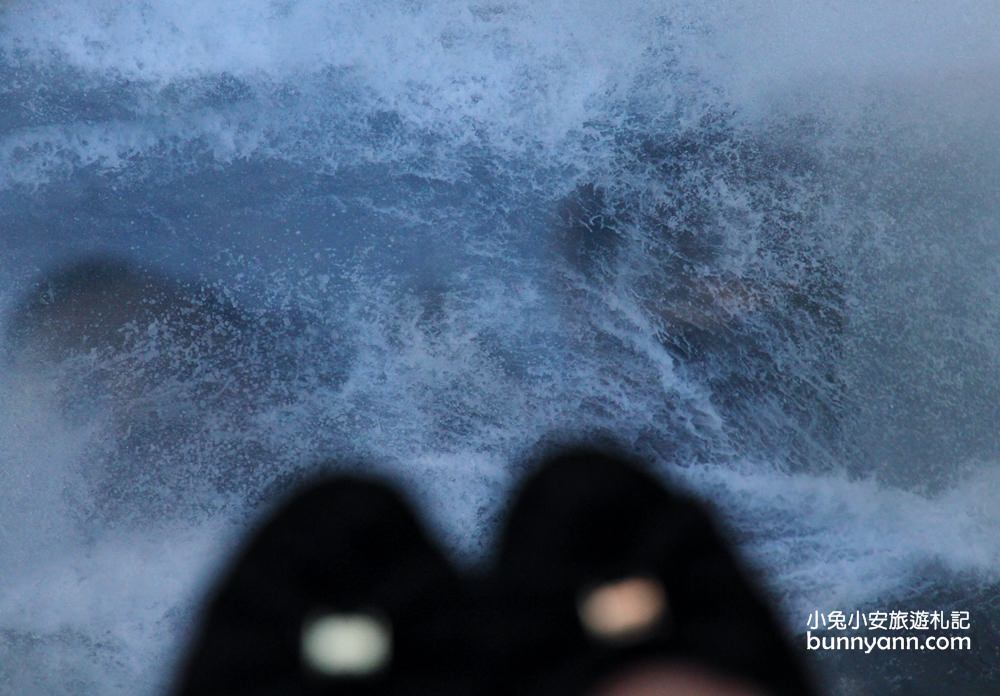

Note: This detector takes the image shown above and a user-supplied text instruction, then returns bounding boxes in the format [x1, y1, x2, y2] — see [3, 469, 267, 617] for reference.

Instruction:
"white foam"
[3, 1, 998, 190]
[681, 460, 1000, 618]
[2, 2, 999, 694]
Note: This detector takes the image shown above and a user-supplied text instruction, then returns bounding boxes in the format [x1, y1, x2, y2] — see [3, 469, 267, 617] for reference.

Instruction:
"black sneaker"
[487, 446, 815, 695]
[174, 475, 475, 696]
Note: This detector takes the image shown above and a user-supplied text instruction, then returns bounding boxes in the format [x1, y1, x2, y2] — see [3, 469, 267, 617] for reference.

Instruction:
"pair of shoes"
[173, 448, 814, 695]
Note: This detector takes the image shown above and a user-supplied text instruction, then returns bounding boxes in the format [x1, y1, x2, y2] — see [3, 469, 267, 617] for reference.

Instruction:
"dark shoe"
[174, 475, 474, 696]
[488, 446, 815, 695]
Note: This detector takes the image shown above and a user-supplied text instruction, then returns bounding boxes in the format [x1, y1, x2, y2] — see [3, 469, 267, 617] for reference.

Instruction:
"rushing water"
[1, 2, 999, 694]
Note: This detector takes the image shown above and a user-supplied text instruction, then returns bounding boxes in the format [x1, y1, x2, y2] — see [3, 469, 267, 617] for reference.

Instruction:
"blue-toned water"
[1, 2, 999, 693]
